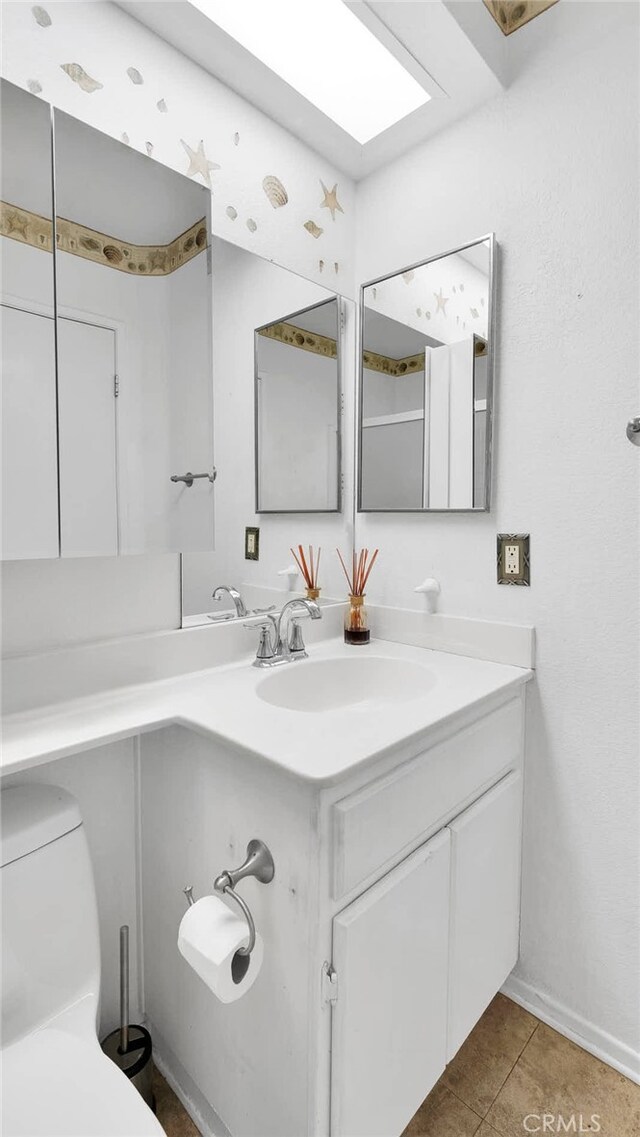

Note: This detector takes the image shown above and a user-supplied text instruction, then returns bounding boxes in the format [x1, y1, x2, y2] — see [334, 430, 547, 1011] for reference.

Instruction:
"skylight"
[188, 0, 431, 145]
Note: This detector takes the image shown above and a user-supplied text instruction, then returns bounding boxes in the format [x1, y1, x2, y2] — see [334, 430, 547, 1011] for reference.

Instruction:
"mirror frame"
[254, 294, 344, 515]
[356, 233, 496, 514]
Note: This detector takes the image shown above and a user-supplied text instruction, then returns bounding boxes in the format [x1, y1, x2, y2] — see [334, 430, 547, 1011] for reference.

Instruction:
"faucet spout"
[212, 585, 248, 618]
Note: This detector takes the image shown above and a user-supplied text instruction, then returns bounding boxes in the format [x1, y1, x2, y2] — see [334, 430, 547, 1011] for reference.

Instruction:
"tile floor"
[154, 995, 640, 1137]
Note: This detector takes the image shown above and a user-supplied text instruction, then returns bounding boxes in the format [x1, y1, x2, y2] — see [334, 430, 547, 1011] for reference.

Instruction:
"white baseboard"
[502, 975, 640, 1086]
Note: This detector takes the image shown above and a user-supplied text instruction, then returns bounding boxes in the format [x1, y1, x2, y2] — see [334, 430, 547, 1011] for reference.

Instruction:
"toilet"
[1, 784, 165, 1137]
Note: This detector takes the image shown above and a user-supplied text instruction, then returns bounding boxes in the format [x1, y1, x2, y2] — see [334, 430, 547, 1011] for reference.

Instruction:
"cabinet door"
[331, 830, 450, 1137]
[447, 771, 522, 1060]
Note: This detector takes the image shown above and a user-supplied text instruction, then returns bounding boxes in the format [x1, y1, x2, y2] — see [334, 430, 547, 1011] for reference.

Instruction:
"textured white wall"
[354, 3, 640, 1072]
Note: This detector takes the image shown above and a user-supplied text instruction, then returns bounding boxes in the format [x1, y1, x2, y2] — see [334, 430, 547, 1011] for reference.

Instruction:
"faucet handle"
[288, 618, 308, 658]
[243, 617, 277, 665]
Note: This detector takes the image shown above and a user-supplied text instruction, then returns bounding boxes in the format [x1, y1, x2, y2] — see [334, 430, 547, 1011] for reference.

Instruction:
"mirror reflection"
[359, 236, 493, 512]
[181, 239, 348, 626]
[1, 80, 58, 559]
[53, 110, 214, 556]
[256, 298, 341, 513]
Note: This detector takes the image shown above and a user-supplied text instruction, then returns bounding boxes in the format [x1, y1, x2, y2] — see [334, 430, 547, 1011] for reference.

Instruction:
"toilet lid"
[2, 1027, 166, 1137]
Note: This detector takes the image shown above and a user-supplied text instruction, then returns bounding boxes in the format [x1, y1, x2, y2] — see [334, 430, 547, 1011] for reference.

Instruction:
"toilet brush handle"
[120, 925, 129, 1054]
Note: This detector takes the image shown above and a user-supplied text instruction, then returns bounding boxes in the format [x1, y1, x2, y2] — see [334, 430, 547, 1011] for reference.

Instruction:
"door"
[447, 771, 523, 1060]
[57, 318, 118, 557]
[1, 304, 59, 559]
[330, 831, 450, 1137]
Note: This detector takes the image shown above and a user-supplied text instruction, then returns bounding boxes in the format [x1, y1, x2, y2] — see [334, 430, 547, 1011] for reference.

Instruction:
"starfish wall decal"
[319, 180, 344, 221]
[434, 288, 449, 314]
[181, 139, 220, 189]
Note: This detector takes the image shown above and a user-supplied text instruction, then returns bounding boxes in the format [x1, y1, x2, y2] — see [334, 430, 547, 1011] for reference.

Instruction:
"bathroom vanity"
[2, 629, 530, 1137]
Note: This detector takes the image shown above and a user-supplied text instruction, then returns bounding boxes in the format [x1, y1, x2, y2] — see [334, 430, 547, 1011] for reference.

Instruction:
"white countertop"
[1, 637, 532, 785]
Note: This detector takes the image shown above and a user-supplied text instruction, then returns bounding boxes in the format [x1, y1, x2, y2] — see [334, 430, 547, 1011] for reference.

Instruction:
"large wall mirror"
[1, 79, 214, 559]
[181, 239, 351, 626]
[358, 235, 495, 512]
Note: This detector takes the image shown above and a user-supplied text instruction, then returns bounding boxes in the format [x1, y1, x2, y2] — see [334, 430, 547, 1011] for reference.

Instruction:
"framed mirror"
[1, 80, 58, 560]
[358, 234, 495, 512]
[255, 297, 341, 513]
[181, 238, 352, 627]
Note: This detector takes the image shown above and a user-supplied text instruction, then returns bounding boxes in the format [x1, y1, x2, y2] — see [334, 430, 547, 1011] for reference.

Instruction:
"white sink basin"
[256, 655, 437, 713]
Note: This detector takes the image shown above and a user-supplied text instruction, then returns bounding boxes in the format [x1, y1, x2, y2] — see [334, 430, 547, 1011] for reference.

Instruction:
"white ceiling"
[116, 0, 507, 181]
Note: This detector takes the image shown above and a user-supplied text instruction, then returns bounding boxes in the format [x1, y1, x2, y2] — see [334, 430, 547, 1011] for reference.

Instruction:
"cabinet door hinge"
[114, 374, 120, 398]
[322, 961, 338, 1006]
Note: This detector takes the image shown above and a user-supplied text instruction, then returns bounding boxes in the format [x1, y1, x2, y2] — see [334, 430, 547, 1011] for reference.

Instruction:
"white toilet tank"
[1, 784, 101, 1048]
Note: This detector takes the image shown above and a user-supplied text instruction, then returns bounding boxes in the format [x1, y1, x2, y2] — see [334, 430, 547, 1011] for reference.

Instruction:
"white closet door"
[331, 831, 450, 1137]
[447, 772, 523, 1060]
[1, 304, 59, 559]
[57, 318, 118, 557]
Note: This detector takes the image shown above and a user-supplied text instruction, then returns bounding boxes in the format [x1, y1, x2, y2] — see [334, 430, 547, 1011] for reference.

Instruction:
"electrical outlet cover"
[245, 526, 260, 561]
[497, 534, 530, 585]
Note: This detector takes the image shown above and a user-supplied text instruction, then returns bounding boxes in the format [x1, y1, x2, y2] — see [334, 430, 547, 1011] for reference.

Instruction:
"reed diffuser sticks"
[336, 547, 379, 597]
[291, 544, 322, 598]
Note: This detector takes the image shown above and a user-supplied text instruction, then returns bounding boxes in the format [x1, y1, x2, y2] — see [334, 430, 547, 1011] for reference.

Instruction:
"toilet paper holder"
[183, 839, 275, 957]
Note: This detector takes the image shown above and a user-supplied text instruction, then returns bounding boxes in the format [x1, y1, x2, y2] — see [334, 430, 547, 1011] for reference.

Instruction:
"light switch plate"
[497, 534, 530, 586]
[245, 526, 260, 561]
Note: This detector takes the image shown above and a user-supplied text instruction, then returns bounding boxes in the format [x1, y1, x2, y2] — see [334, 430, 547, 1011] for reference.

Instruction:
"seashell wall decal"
[61, 63, 103, 93]
[80, 236, 101, 251]
[226, 206, 238, 220]
[262, 175, 288, 208]
[195, 226, 207, 247]
[246, 218, 257, 233]
[416, 307, 422, 317]
[233, 132, 240, 146]
[460, 283, 465, 291]
[121, 132, 130, 145]
[27, 80, 43, 94]
[319, 259, 324, 272]
[145, 141, 153, 156]
[103, 245, 123, 264]
[32, 6, 51, 27]
[334, 262, 339, 274]
[470, 307, 479, 318]
[304, 220, 323, 239]
[127, 67, 144, 85]
[402, 270, 414, 284]
[157, 98, 168, 113]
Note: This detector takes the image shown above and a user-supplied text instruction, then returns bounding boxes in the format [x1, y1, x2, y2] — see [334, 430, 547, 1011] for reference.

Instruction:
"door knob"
[627, 417, 640, 446]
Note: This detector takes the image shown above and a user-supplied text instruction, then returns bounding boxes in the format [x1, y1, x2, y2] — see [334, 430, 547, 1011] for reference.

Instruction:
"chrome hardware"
[627, 416, 640, 445]
[170, 469, 216, 487]
[244, 598, 321, 668]
[181, 840, 274, 958]
[288, 619, 306, 656]
[214, 839, 275, 890]
[212, 585, 248, 618]
[322, 961, 339, 1006]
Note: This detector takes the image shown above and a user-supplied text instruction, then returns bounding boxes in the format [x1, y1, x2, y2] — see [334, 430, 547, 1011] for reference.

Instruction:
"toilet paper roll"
[178, 895, 263, 1003]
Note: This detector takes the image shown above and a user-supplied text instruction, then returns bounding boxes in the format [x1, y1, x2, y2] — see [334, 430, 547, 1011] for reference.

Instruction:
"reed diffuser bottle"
[337, 548, 378, 646]
[345, 594, 369, 645]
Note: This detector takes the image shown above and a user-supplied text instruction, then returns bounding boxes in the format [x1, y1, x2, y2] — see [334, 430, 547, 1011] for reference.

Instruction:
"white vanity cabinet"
[132, 691, 525, 1137]
[324, 699, 524, 1137]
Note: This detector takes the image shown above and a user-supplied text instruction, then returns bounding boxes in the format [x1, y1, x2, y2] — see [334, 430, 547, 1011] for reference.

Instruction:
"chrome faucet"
[212, 585, 248, 618]
[244, 598, 322, 668]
